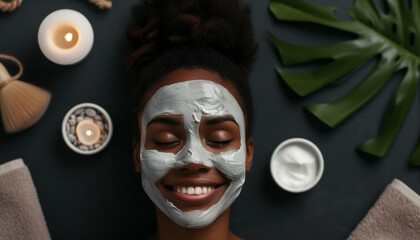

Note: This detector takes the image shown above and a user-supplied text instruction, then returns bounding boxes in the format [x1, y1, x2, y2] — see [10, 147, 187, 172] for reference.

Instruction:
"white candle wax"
[76, 120, 101, 146]
[38, 9, 94, 65]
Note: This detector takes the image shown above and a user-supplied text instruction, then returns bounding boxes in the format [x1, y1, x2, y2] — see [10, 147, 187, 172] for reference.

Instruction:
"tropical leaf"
[269, 0, 420, 165]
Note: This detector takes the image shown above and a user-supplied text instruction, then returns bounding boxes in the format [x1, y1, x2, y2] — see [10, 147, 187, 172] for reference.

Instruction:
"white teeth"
[187, 187, 194, 194]
[174, 186, 215, 195]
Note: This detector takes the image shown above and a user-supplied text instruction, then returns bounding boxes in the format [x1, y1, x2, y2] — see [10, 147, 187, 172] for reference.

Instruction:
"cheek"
[211, 148, 247, 181]
[140, 149, 180, 182]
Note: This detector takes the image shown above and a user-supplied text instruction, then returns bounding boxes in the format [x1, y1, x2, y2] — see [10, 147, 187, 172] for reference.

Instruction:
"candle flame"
[64, 33, 73, 42]
[86, 130, 92, 136]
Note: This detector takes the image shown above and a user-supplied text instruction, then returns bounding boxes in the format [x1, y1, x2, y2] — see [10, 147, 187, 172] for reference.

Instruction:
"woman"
[128, 0, 258, 239]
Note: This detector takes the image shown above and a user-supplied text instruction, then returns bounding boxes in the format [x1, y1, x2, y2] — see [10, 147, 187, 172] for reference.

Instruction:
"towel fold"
[348, 179, 420, 240]
[0, 158, 51, 240]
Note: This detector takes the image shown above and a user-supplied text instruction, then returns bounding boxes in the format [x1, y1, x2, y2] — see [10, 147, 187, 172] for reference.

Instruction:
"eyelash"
[207, 140, 232, 148]
[153, 141, 180, 148]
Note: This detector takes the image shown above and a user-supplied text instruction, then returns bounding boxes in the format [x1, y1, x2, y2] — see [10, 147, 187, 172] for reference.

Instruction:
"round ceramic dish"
[270, 138, 324, 193]
[62, 103, 113, 155]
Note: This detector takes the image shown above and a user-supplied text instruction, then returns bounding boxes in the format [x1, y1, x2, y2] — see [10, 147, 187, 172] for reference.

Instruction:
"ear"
[132, 139, 141, 173]
[245, 137, 254, 172]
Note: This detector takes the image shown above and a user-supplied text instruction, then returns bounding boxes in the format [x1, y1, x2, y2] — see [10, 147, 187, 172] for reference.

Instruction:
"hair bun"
[128, 0, 258, 71]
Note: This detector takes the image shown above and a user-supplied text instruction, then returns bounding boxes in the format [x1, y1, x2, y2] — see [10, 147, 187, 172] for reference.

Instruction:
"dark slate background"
[1, 0, 419, 239]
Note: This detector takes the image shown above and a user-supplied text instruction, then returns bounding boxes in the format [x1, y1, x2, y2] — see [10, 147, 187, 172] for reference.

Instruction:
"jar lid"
[270, 138, 324, 193]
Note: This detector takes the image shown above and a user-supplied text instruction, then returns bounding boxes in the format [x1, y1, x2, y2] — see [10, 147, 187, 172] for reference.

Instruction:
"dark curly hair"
[128, 0, 258, 140]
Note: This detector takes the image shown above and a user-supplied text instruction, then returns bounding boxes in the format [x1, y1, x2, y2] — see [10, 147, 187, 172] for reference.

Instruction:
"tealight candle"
[62, 103, 113, 155]
[75, 120, 101, 146]
[38, 9, 94, 65]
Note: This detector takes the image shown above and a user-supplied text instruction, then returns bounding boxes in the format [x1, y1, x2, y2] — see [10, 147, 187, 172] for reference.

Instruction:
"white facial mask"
[140, 80, 247, 228]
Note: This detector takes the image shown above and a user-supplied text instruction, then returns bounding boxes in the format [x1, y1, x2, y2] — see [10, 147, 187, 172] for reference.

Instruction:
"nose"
[179, 163, 210, 173]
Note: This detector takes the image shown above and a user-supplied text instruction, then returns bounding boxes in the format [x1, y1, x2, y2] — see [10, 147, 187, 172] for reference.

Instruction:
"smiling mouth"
[161, 182, 228, 206]
[165, 185, 224, 195]
[158, 172, 230, 210]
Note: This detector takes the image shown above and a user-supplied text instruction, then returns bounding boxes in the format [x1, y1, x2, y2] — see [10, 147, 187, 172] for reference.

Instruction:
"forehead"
[142, 80, 243, 124]
[139, 69, 243, 112]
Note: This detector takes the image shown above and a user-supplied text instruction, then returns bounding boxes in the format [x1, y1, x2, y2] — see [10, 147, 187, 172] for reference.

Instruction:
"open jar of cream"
[270, 138, 324, 193]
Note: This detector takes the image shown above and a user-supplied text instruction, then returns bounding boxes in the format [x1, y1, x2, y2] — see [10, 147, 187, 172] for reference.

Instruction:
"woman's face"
[145, 114, 241, 212]
[134, 69, 253, 228]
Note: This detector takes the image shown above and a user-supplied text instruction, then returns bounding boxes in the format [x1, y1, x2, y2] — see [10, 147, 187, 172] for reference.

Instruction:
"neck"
[151, 207, 241, 240]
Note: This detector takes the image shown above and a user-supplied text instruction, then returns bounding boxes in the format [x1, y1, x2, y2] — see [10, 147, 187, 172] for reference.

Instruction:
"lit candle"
[38, 9, 94, 65]
[76, 120, 101, 146]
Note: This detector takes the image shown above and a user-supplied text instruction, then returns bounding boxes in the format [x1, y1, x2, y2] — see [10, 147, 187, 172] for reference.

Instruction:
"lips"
[158, 179, 229, 210]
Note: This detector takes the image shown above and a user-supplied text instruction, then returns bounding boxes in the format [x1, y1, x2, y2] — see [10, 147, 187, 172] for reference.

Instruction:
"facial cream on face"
[139, 80, 247, 228]
[270, 138, 324, 193]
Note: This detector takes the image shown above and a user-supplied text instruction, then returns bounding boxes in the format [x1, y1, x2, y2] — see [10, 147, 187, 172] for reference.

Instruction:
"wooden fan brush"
[0, 54, 51, 133]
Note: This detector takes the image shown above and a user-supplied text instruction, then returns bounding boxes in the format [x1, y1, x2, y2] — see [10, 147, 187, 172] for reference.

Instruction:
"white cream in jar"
[270, 138, 324, 193]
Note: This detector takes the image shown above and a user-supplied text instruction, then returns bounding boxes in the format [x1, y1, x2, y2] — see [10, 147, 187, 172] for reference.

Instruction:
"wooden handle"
[0, 62, 11, 81]
[0, 54, 23, 91]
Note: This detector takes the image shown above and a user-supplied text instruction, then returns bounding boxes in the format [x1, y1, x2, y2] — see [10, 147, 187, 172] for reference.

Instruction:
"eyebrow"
[205, 116, 238, 126]
[147, 116, 181, 126]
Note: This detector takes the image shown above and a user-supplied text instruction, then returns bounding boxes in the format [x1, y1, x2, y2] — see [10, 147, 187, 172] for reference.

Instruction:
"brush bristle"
[0, 80, 51, 133]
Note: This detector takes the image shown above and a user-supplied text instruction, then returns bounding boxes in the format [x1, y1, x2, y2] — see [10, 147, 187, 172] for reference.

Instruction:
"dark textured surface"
[0, 0, 419, 239]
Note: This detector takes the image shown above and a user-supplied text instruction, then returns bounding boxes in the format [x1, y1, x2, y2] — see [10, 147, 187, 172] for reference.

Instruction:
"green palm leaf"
[269, 0, 420, 165]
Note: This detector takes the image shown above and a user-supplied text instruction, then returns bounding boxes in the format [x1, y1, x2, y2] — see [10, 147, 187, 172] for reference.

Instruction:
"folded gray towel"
[348, 179, 420, 240]
[0, 159, 51, 240]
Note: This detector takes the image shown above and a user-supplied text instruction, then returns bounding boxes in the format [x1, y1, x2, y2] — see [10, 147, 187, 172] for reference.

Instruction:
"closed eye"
[206, 140, 232, 148]
[153, 140, 180, 148]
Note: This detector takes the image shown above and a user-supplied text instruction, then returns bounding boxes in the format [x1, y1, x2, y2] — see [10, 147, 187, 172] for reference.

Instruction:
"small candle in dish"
[38, 9, 94, 65]
[75, 120, 101, 146]
[62, 103, 112, 155]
